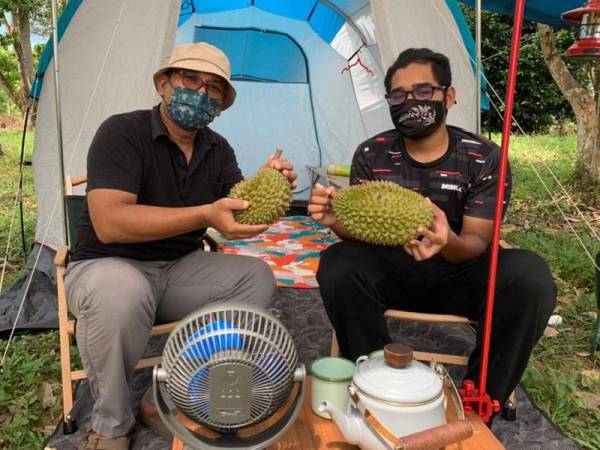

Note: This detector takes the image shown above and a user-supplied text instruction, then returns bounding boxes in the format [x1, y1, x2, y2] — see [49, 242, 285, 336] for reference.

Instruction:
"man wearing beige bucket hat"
[64, 42, 297, 449]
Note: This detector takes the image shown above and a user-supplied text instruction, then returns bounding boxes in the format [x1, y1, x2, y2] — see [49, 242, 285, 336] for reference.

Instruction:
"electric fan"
[152, 303, 306, 450]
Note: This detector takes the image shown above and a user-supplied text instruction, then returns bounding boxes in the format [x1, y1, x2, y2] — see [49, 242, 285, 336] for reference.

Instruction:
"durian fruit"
[332, 181, 433, 246]
[229, 168, 292, 225]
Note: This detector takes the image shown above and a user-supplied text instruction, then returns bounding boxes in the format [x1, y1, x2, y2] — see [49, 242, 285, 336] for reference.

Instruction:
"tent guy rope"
[0, 196, 20, 300]
[487, 97, 600, 273]
[1, 0, 127, 373]
[430, 0, 600, 268]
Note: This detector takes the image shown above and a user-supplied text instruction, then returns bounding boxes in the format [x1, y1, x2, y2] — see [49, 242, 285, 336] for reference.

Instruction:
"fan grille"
[162, 304, 298, 430]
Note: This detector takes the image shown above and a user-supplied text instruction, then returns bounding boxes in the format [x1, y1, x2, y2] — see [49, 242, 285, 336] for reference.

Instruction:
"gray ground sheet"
[44, 287, 579, 450]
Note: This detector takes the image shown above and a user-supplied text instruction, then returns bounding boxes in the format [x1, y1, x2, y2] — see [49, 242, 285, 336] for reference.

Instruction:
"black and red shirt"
[350, 126, 511, 234]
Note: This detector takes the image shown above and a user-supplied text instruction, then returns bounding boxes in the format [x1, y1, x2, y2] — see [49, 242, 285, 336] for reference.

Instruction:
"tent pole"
[476, 0, 482, 134]
[51, 0, 68, 245]
[321, 0, 369, 45]
[479, 0, 526, 415]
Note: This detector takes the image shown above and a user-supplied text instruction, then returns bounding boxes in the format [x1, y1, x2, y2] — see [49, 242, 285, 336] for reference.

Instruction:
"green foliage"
[497, 132, 600, 450]
[0, 131, 65, 450]
[460, 6, 580, 133]
[0, 0, 67, 45]
[503, 133, 600, 289]
[0, 130, 36, 285]
[0, 46, 20, 88]
[522, 289, 600, 450]
[524, 363, 600, 450]
[0, 0, 65, 116]
[0, 0, 46, 16]
[0, 332, 64, 449]
[0, 90, 16, 115]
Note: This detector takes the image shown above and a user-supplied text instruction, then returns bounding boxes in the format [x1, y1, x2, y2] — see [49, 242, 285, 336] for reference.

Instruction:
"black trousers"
[317, 242, 556, 403]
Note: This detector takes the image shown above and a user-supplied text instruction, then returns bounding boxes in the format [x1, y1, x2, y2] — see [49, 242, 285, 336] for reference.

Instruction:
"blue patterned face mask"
[166, 87, 220, 130]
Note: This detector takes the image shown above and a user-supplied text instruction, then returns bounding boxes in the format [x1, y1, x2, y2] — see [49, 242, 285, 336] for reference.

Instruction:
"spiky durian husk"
[229, 168, 293, 225]
[332, 181, 433, 246]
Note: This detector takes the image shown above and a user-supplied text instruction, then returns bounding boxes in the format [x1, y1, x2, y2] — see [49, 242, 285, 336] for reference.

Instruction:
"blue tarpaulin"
[179, 0, 366, 42]
[194, 27, 308, 83]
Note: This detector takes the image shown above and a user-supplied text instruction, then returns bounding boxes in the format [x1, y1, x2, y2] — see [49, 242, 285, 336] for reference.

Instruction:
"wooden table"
[271, 377, 505, 450]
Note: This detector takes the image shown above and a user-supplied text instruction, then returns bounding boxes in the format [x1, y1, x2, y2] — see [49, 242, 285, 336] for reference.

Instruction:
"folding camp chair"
[329, 240, 517, 420]
[55, 175, 218, 432]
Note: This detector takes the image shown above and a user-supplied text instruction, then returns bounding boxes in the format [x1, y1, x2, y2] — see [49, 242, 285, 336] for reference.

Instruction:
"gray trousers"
[64, 249, 276, 438]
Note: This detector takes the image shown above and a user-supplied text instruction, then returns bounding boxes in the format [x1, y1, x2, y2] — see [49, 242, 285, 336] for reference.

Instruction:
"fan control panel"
[209, 363, 252, 424]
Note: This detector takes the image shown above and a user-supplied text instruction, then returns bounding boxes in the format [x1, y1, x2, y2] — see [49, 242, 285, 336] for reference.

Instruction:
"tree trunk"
[537, 23, 600, 180]
[12, 9, 34, 123]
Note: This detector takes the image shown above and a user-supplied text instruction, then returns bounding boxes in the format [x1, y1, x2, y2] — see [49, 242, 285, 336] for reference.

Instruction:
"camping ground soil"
[0, 129, 599, 449]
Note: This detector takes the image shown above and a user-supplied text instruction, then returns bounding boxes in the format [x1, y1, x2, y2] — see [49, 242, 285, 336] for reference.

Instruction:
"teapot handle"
[348, 386, 473, 450]
[431, 361, 465, 421]
[395, 420, 473, 450]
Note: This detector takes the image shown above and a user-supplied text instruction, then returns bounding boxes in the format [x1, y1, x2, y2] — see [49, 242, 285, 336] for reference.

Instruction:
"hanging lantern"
[562, 0, 600, 59]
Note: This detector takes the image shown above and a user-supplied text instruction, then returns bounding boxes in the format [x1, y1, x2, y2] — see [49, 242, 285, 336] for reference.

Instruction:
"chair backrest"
[62, 174, 220, 253]
[65, 195, 87, 249]
[64, 176, 87, 250]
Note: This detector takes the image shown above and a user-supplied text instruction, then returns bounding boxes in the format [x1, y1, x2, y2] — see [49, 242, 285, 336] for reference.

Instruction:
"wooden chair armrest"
[71, 175, 87, 187]
[385, 310, 477, 325]
[54, 246, 69, 267]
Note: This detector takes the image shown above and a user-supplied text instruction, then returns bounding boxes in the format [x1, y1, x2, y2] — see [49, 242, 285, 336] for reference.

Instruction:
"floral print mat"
[220, 216, 339, 288]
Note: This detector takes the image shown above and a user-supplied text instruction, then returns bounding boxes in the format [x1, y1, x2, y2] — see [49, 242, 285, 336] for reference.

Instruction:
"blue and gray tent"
[30, 0, 583, 249]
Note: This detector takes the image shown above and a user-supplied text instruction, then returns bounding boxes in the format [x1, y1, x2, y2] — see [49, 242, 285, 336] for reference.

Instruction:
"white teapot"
[318, 344, 472, 450]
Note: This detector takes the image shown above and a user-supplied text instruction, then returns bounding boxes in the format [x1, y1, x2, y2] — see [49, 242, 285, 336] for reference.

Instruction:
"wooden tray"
[270, 377, 505, 450]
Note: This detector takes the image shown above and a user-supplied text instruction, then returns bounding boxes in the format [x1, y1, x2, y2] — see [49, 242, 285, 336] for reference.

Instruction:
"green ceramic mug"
[355, 349, 384, 366]
[310, 356, 355, 419]
[368, 348, 384, 359]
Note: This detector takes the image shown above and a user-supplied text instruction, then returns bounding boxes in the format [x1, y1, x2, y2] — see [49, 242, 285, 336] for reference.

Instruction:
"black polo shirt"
[350, 125, 511, 234]
[72, 105, 243, 262]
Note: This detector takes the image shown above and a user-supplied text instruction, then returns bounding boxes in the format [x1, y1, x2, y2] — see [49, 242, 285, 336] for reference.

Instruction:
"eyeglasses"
[385, 85, 447, 106]
[170, 70, 227, 100]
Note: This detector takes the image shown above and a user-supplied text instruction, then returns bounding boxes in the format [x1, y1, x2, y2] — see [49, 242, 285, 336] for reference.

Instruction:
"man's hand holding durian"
[204, 198, 269, 240]
[221, 150, 296, 232]
[308, 183, 337, 227]
[308, 183, 354, 241]
[261, 154, 298, 189]
[403, 199, 449, 261]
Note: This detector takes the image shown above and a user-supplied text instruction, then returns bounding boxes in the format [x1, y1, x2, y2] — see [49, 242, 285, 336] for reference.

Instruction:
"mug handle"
[355, 355, 368, 365]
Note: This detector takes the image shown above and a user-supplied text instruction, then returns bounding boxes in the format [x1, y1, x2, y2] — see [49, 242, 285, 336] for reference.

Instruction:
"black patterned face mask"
[390, 99, 447, 139]
[167, 87, 220, 131]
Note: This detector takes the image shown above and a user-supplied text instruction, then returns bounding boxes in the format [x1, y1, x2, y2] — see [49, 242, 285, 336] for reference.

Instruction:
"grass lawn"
[0, 129, 599, 449]
[502, 133, 600, 450]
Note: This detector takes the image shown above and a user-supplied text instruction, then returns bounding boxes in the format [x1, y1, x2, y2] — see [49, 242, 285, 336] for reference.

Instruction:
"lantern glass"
[578, 13, 600, 39]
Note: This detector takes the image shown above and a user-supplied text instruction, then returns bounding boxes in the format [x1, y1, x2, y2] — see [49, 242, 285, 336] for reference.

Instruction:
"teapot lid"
[352, 344, 443, 404]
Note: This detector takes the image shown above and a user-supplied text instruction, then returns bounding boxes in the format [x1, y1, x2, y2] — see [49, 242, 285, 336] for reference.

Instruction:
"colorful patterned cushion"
[221, 216, 339, 288]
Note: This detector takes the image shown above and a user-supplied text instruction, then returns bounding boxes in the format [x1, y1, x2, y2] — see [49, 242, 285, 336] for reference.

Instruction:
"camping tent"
[29, 0, 584, 249]
[30, 0, 483, 249]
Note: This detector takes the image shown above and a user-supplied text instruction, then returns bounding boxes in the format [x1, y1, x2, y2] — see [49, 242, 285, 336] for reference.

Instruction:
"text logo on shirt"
[441, 183, 463, 193]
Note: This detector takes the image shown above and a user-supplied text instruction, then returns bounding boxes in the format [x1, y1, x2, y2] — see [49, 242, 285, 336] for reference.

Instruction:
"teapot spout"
[319, 401, 393, 450]
[318, 401, 362, 445]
